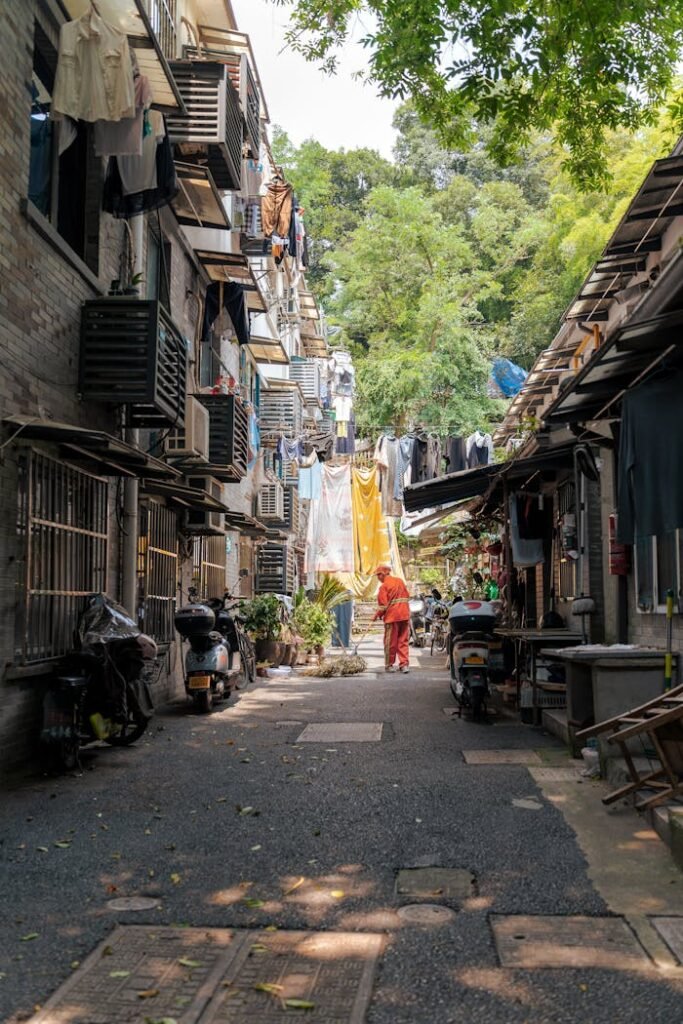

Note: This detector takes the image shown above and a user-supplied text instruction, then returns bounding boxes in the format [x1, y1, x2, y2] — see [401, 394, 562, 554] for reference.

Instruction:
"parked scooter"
[408, 597, 427, 647]
[40, 594, 157, 772]
[175, 592, 242, 712]
[448, 599, 498, 720]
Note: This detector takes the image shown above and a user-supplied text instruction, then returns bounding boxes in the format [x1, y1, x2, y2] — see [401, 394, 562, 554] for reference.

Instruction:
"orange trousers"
[384, 620, 410, 668]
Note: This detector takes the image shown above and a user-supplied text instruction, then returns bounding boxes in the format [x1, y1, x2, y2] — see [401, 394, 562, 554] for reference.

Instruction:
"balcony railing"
[142, 0, 178, 60]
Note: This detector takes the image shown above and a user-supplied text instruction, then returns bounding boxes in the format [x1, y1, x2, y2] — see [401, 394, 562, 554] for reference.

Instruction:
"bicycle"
[430, 605, 449, 656]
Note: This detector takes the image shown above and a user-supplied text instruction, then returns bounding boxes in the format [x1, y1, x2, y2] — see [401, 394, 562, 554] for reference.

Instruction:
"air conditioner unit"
[185, 475, 225, 534]
[165, 397, 210, 461]
[257, 482, 285, 520]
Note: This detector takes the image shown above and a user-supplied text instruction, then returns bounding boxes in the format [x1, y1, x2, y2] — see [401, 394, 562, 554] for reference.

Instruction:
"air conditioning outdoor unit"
[257, 482, 285, 520]
[165, 396, 210, 461]
[185, 475, 225, 535]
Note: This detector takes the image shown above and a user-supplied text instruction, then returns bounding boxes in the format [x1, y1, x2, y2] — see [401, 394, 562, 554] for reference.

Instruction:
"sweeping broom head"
[572, 596, 596, 616]
[301, 655, 368, 678]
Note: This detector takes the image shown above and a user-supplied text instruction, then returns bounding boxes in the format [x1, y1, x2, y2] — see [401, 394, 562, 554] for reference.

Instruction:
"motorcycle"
[408, 597, 427, 647]
[448, 599, 498, 721]
[175, 585, 254, 712]
[40, 594, 157, 772]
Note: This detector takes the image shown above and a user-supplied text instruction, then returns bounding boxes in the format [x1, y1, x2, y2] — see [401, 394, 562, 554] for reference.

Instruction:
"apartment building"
[0, 0, 328, 772]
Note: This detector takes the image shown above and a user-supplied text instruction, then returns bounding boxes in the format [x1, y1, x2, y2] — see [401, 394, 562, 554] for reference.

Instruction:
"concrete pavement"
[1, 638, 683, 1022]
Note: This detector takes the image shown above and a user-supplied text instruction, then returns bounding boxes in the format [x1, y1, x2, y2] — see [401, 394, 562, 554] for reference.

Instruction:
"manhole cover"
[492, 915, 650, 969]
[106, 896, 161, 911]
[397, 904, 457, 925]
[651, 917, 683, 963]
[529, 766, 583, 782]
[27, 926, 385, 1024]
[396, 868, 474, 900]
[297, 723, 383, 742]
[463, 749, 542, 765]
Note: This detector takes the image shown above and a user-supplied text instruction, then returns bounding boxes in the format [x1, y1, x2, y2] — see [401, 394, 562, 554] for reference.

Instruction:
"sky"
[230, 0, 398, 159]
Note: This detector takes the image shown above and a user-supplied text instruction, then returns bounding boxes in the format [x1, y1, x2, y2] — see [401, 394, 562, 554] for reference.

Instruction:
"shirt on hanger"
[94, 74, 152, 157]
[333, 396, 352, 422]
[53, 9, 136, 123]
[117, 109, 165, 194]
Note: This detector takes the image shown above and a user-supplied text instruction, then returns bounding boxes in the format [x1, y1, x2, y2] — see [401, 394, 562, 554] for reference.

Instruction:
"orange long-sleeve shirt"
[377, 575, 411, 623]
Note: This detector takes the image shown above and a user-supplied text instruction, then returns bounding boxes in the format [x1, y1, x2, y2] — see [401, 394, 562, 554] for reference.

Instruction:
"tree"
[272, 0, 683, 188]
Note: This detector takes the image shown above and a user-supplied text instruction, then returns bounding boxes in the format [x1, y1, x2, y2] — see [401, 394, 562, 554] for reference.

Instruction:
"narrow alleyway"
[2, 644, 683, 1024]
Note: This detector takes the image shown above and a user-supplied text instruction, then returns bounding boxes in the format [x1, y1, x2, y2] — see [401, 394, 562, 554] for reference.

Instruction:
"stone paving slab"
[528, 766, 583, 782]
[462, 749, 542, 765]
[395, 867, 475, 901]
[297, 723, 384, 742]
[27, 927, 385, 1024]
[651, 917, 683, 964]
[491, 915, 651, 969]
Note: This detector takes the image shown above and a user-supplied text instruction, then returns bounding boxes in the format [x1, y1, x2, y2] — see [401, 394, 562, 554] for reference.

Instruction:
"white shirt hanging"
[53, 9, 136, 124]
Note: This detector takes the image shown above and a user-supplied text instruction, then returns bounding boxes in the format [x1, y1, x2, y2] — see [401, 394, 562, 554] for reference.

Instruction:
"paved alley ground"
[2, 641, 683, 1023]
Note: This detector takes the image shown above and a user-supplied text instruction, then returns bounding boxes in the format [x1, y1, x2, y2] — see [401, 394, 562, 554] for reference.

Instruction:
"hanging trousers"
[384, 621, 410, 668]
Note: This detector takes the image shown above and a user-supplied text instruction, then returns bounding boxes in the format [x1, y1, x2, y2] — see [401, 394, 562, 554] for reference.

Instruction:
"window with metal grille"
[142, 0, 177, 60]
[137, 502, 178, 642]
[556, 482, 577, 600]
[17, 451, 108, 663]
[192, 535, 227, 600]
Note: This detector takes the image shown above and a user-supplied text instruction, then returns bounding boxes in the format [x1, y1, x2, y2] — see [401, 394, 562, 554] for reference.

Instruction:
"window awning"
[140, 479, 229, 512]
[223, 510, 268, 537]
[545, 308, 683, 424]
[298, 290, 320, 320]
[173, 164, 230, 230]
[403, 446, 575, 512]
[195, 250, 259, 291]
[3, 417, 180, 480]
[61, 0, 184, 112]
[247, 339, 289, 365]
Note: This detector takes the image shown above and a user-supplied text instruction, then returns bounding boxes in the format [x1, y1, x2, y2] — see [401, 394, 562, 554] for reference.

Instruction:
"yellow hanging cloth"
[351, 466, 392, 575]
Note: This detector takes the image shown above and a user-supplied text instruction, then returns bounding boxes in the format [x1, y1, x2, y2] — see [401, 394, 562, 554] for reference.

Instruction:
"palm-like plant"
[314, 574, 350, 613]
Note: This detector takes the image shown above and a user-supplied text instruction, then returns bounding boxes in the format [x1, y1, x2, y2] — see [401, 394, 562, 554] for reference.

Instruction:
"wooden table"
[495, 628, 583, 715]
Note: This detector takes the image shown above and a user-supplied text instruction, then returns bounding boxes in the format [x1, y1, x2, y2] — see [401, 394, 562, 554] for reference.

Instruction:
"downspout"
[121, 215, 145, 617]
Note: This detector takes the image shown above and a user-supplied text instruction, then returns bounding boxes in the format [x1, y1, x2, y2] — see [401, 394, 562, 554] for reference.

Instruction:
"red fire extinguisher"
[608, 513, 631, 575]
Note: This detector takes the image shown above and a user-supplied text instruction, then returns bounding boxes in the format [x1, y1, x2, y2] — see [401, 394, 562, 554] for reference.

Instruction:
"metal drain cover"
[492, 915, 650, 969]
[106, 896, 161, 911]
[396, 868, 474, 900]
[297, 723, 383, 742]
[397, 904, 457, 925]
[651, 917, 683, 963]
[463, 749, 542, 765]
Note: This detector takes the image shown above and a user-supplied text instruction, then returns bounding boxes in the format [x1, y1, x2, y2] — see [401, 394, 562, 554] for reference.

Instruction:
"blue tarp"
[490, 357, 527, 398]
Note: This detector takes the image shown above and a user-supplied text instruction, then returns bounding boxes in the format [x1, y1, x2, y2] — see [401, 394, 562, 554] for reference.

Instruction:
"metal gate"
[138, 502, 178, 642]
[17, 451, 108, 663]
[192, 535, 227, 600]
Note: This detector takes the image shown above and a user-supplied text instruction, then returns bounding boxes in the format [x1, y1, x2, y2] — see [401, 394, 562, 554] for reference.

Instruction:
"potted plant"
[293, 598, 333, 664]
[241, 594, 284, 667]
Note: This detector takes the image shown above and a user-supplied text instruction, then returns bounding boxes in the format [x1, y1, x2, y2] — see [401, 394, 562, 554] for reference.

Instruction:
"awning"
[195, 250, 259, 291]
[403, 446, 576, 512]
[3, 417, 180, 480]
[173, 164, 230, 230]
[545, 308, 683, 424]
[298, 290, 320, 320]
[140, 480, 229, 513]
[247, 310, 288, 364]
[223, 510, 268, 537]
[61, 0, 184, 111]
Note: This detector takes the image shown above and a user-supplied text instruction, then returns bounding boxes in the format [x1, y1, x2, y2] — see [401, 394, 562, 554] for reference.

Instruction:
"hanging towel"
[305, 464, 354, 573]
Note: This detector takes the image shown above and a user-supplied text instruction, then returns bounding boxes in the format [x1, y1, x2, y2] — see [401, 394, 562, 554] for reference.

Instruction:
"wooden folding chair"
[576, 683, 683, 810]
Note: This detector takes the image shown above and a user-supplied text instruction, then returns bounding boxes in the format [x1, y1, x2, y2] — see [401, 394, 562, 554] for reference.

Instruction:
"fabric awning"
[173, 164, 230, 230]
[545, 308, 683, 424]
[61, 0, 184, 111]
[3, 417, 180, 480]
[403, 446, 575, 512]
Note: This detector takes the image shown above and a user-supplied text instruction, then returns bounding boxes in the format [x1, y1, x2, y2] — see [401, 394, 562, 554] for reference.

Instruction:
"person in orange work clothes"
[372, 565, 411, 674]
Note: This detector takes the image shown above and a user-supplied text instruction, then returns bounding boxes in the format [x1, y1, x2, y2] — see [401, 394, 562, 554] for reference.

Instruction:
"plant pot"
[288, 644, 299, 667]
[280, 643, 292, 667]
[254, 639, 284, 667]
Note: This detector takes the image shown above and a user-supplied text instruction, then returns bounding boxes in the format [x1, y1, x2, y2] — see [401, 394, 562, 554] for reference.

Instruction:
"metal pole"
[121, 214, 144, 617]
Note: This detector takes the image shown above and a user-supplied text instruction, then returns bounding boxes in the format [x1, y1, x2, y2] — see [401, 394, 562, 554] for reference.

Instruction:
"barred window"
[137, 502, 178, 642]
[192, 535, 227, 601]
[17, 451, 108, 663]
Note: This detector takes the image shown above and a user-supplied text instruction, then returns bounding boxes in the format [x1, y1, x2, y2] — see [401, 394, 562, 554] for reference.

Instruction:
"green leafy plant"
[292, 600, 333, 653]
[241, 594, 282, 641]
[313, 574, 349, 613]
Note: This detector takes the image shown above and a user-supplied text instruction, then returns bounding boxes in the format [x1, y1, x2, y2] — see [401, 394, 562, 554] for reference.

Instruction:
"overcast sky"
[231, 0, 398, 159]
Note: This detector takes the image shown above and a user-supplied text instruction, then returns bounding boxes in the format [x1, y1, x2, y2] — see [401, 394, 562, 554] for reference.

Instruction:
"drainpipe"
[121, 214, 145, 617]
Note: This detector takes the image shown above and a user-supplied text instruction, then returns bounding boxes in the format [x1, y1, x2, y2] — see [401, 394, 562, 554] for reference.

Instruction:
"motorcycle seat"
[56, 675, 89, 690]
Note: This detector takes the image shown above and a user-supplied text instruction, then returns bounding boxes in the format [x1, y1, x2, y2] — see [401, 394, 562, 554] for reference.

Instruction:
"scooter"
[174, 589, 243, 712]
[448, 599, 498, 720]
[408, 597, 427, 647]
[40, 594, 157, 772]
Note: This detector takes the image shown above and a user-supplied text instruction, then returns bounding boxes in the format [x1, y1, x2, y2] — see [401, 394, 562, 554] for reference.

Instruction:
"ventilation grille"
[80, 298, 187, 428]
[165, 396, 210, 461]
[255, 542, 296, 595]
[257, 482, 285, 520]
[289, 359, 322, 401]
[185, 475, 225, 534]
[259, 388, 304, 436]
[195, 394, 249, 481]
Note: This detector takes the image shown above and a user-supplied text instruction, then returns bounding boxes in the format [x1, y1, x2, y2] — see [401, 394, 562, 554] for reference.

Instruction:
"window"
[635, 532, 680, 613]
[137, 502, 178, 642]
[28, 20, 101, 271]
[192, 536, 227, 600]
[17, 452, 108, 663]
[147, 224, 172, 311]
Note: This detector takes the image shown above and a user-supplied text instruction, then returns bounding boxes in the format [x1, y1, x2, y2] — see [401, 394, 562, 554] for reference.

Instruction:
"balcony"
[167, 60, 243, 190]
[194, 393, 249, 481]
[80, 298, 187, 428]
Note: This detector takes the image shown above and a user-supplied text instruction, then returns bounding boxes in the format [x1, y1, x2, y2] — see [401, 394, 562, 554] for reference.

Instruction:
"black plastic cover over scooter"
[174, 604, 216, 637]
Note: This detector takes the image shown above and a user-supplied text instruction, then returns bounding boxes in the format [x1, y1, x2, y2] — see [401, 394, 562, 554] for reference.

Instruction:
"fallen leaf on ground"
[144, 1017, 178, 1024]
[216, 797, 227, 803]
[254, 982, 283, 995]
[284, 999, 315, 1010]
[20, 934, 38, 942]
[170, 873, 181, 885]
[36, 847, 48, 853]
[264, 925, 278, 932]
[101, 946, 114, 957]
[110, 970, 130, 978]
[137, 988, 160, 999]
[177, 959, 201, 968]
[284, 877, 305, 896]
[330, 890, 345, 899]
[236, 805, 259, 816]
[70, 961, 80, 970]
[243, 897, 263, 908]
[250, 844, 262, 852]
[250, 943, 268, 954]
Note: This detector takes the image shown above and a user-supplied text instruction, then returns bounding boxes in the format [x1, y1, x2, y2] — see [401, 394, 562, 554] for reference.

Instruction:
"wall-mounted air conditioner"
[165, 396, 210, 461]
[185, 475, 225, 535]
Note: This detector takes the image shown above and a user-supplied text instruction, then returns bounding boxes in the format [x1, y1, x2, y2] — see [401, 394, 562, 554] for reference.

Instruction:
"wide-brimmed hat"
[373, 565, 392, 575]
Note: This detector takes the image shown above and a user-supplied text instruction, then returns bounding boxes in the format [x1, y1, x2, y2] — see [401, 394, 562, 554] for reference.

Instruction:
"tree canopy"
[272, 0, 683, 188]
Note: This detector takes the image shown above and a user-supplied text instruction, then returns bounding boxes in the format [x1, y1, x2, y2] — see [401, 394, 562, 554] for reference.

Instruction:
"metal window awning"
[299, 290, 320, 320]
[223, 510, 268, 536]
[140, 479, 228, 512]
[403, 446, 576, 513]
[3, 417, 180, 480]
[173, 164, 230, 230]
[544, 308, 683, 424]
[195, 250, 259, 291]
[61, 0, 184, 112]
[247, 310, 288, 364]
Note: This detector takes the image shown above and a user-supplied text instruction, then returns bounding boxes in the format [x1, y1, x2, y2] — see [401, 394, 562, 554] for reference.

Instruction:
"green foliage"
[273, 0, 683, 189]
[292, 600, 333, 650]
[314, 574, 350, 613]
[241, 594, 283, 641]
